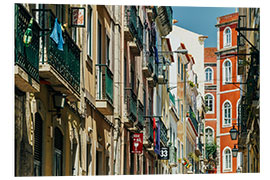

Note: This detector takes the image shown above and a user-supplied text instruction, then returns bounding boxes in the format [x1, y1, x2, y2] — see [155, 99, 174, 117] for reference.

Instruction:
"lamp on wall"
[229, 124, 238, 140]
[232, 144, 238, 157]
[50, 92, 67, 118]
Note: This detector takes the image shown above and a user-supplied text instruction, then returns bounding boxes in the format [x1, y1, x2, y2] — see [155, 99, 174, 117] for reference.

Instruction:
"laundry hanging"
[50, 18, 64, 51]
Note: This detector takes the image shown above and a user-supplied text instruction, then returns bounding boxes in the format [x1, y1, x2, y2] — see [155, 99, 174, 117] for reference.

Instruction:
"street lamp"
[232, 144, 238, 157]
[52, 92, 67, 118]
[229, 124, 238, 140]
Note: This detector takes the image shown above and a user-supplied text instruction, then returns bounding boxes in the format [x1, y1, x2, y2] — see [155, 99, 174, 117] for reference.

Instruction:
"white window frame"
[236, 98, 241, 125]
[205, 93, 214, 114]
[222, 100, 232, 127]
[205, 67, 213, 83]
[205, 126, 214, 144]
[223, 59, 232, 84]
[223, 147, 232, 172]
[223, 27, 232, 48]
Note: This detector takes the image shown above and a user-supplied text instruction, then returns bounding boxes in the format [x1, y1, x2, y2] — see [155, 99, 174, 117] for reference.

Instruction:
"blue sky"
[172, 6, 236, 47]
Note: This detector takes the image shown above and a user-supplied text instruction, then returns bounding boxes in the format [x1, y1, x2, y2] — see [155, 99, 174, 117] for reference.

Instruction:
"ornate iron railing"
[159, 119, 168, 145]
[189, 106, 198, 133]
[32, 8, 80, 93]
[125, 89, 137, 123]
[15, 4, 40, 82]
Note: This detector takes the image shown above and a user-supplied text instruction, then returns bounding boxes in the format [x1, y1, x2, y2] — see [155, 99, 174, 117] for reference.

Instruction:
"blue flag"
[50, 18, 64, 51]
[154, 46, 159, 64]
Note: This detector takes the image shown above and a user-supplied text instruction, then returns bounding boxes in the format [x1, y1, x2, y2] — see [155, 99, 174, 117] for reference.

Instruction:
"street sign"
[131, 133, 143, 154]
[158, 147, 169, 160]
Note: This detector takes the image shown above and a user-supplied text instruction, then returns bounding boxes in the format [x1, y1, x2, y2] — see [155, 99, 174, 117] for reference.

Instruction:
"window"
[181, 63, 184, 81]
[223, 148, 232, 172]
[205, 94, 214, 113]
[34, 113, 43, 176]
[181, 104, 183, 122]
[53, 127, 63, 176]
[223, 101, 232, 126]
[223, 27, 232, 47]
[87, 6, 92, 57]
[205, 127, 214, 144]
[205, 67, 213, 82]
[223, 59, 232, 83]
[237, 99, 241, 125]
[106, 35, 110, 67]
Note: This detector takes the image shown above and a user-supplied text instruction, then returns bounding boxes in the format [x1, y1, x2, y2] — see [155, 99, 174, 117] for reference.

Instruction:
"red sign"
[131, 133, 143, 154]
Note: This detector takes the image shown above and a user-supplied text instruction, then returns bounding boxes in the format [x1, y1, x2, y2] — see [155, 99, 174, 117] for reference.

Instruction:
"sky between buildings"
[172, 6, 236, 48]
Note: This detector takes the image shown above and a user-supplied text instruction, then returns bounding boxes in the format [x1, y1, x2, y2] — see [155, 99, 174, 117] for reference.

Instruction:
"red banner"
[131, 133, 143, 154]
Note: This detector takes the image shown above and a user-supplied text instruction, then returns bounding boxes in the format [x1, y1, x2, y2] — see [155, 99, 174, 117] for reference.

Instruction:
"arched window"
[205, 94, 214, 113]
[223, 147, 232, 172]
[205, 127, 214, 144]
[205, 67, 213, 83]
[223, 59, 232, 83]
[54, 127, 63, 176]
[224, 27, 232, 47]
[223, 101, 232, 126]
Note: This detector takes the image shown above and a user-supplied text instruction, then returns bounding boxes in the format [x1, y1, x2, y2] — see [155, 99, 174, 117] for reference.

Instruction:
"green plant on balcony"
[205, 141, 218, 160]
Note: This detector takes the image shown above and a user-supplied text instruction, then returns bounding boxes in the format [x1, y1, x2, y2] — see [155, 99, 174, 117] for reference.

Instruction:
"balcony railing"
[137, 102, 144, 129]
[159, 119, 168, 145]
[189, 106, 198, 133]
[136, 17, 143, 50]
[32, 8, 80, 93]
[96, 64, 114, 104]
[124, 6, 138, 40]
[15, 4, 40, 82]
[125, 89, 137, 123]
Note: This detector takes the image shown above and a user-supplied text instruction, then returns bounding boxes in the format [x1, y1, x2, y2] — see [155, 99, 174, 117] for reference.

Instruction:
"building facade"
[236, 8, 260, 173]
[204, 47, 218, 173]
[215, 12, 241, 173]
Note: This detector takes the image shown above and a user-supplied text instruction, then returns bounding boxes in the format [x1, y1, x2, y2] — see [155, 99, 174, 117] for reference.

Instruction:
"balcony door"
[53, 127, 63, 176]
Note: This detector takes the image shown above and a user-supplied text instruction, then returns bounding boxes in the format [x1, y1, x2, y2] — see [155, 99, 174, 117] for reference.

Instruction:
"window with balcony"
[223, 101, 232, 126]
[205, 67, 213, 83]
[205, 94, 214, 113]
[223, 27, 232, 47]
[223, 59, 232, 84]
[223, 147, 232, 172]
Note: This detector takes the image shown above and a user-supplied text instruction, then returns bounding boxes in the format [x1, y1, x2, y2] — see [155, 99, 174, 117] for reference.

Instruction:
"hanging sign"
[158, 147, 169, 160]
[131, 133, 143, 154]
[71, 7, 86, 27]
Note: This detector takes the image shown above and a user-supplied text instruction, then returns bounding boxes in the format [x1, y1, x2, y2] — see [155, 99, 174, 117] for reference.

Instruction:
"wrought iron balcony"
[125, 89, 137, 123]
[96, 64, 114, 115]
[136, 17, 143, 50]
[124, 6, 138, 41]
[159, 119, 168, 145]
[32, 8, 80, 101]
[15, 4, 40, 93]
[137, 101, 144, 130]
[156, 6, 173, 36]
[189, 106, 198, 133]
